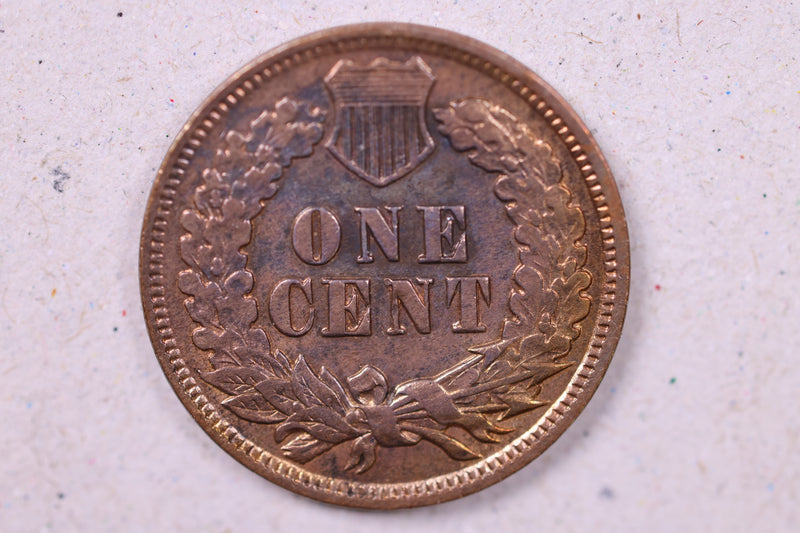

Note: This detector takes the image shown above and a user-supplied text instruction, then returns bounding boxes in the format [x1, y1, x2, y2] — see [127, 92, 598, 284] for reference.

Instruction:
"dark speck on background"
[57, 492, 65, 499]
[117, 12, 123, 17]
[50, 166, 71, 193]
[599, 486, 615, 499]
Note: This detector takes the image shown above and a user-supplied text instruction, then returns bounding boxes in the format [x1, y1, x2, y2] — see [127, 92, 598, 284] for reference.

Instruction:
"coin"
[140, 23, 629, 509]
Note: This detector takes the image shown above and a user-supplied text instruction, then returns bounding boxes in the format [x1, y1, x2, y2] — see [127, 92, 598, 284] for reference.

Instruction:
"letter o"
[291, 207, 341, 265]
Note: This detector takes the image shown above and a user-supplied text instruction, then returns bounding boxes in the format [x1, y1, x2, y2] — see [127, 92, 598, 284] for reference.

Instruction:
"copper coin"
[140, 23, 629, 509]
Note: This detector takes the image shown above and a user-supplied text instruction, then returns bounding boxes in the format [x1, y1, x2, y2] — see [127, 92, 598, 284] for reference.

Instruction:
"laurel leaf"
[274, 350, 291, 371]
[226, 405, 285, 424]
[402, 424, 480, 461]
[280, 433, 334, 464]
[233, 345, 270, 370]
[209, 351, 239, 369]
[200, 366, 268, 396]
[234, 345, 288, 379]
[222, 393, 285, 424]
[291, 356, 346, 412]
[274, 406, 357, 443]
[222, 391, 272, 411]
[318, 367, 352, 413]
[254, 378, 299, 416]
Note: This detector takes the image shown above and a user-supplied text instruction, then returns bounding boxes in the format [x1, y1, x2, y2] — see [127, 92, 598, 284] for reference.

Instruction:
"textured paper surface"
[1, 1, 798, 531]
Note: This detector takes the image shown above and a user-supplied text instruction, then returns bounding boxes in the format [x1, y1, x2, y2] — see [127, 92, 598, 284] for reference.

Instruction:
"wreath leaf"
[254, 378, 300, 416]
[275, 406, 359, 443]
[200, 366, 268, 396]
[436, 99, 590, 363]
[280, 433, 334, 463]
[222, 393, 285, 424]
[401, 424, 480, 461]
[291, 356, 347, 413]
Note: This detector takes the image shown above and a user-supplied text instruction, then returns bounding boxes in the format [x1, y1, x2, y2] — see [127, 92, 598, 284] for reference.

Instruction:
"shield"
[324, 56, 436, 187]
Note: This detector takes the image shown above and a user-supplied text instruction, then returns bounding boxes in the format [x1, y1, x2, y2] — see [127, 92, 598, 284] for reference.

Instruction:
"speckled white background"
[1, 1, 798, 531]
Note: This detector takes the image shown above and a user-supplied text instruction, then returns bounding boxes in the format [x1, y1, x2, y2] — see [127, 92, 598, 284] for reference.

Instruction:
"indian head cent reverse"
[140, 23, 629, 509]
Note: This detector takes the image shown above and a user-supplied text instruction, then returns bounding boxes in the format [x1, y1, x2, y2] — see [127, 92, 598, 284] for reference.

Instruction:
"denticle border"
[141, 26, 626, 508]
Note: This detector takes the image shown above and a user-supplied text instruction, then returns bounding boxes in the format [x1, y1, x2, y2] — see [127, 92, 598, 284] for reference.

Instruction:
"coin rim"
[139, 22, 630, 509]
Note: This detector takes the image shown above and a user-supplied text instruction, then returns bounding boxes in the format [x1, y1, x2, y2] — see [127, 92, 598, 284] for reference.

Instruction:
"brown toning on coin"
[140, 23, 629, 509]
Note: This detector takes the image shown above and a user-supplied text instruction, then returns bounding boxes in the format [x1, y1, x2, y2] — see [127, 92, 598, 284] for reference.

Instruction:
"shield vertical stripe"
[325, 56, 436, 187]
[341, 106, 351, 163]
